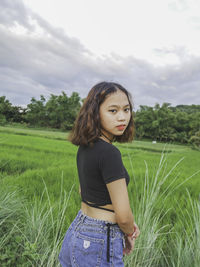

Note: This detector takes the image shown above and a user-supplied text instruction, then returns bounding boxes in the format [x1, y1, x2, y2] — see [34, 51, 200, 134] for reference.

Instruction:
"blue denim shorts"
[59, 210, 125, 267]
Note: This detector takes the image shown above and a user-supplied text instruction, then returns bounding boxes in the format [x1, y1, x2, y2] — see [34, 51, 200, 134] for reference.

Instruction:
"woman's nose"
[117, 111, 126, 120]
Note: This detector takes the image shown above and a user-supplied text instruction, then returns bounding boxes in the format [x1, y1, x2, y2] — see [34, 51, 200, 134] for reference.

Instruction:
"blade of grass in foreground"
[163, 189, 200, 267]
[124, 149, 199, 267]
[24, 178, 74, 266]
[0, 186, 25, 265]
[11, 175, 75, 267]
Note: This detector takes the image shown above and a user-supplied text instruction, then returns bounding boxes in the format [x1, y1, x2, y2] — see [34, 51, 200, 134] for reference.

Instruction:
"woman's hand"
[123, 235, 135, 255]
[123, 222, 140, 255]
[133, 222, 140, 238]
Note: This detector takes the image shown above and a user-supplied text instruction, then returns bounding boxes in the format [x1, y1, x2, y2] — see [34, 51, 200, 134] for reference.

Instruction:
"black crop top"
[76, 138, 130, 211]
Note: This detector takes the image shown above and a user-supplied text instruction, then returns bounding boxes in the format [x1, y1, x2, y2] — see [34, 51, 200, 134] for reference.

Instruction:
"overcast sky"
[0, 0, 200, 110]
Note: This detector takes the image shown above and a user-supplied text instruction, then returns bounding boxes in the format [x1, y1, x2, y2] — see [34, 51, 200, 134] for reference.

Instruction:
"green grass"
[0, 125, 199, 219]
[0, 125, 68, 141]
[0, 125, 200, 266]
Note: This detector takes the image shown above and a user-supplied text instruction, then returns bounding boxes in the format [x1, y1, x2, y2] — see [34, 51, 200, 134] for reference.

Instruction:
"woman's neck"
[99, 131, 113, 144]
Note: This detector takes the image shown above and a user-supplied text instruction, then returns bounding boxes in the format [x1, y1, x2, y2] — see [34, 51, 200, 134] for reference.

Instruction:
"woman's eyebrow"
[108, 104, 130, 108]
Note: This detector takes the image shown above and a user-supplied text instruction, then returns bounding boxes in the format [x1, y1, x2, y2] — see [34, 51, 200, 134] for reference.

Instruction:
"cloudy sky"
[0, 0, 200, 110]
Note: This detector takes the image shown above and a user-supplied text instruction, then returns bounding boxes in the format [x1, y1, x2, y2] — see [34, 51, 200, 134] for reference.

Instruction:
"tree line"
[0, 93, 200, 148]
[0, 92, 81, 130]
[134, 103, 200, 148]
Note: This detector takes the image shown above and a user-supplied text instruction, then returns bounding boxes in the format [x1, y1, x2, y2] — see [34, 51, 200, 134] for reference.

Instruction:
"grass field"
[0, 125, 200, 266]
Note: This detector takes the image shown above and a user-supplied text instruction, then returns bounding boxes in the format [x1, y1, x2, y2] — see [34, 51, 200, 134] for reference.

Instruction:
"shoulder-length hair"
[68, 81, 135, 146]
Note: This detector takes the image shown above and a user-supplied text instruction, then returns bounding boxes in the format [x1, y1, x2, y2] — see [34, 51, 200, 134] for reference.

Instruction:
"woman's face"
[99, 89, 131, 140]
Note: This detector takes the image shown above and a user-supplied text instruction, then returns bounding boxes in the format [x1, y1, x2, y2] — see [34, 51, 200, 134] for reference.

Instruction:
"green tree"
[0, 96, 13, 122]
[156, 103, 176, 141]
[60, 92, 81, 130]
[135, 105, 154, 139]
[45, 91, 81, 130]
[25, 95, 47, 127]
[189, 131, 200, 150]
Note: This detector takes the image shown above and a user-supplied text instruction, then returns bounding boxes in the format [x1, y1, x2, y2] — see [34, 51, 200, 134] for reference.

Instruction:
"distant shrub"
[0, 114, 7, 126]
[189, 131, 200, 150]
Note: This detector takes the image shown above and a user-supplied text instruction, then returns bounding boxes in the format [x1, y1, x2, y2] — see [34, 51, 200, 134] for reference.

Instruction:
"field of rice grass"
[0, 125, 199, 266]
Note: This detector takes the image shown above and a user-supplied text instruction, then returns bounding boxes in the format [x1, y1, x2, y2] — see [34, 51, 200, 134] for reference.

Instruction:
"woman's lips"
[116, 125, 125, 130]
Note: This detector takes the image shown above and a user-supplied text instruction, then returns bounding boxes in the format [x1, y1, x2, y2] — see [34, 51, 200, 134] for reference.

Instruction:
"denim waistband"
[75, 210, 119, 226]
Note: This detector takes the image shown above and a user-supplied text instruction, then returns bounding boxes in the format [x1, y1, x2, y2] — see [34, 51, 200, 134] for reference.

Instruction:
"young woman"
[59, 82, 140, 266]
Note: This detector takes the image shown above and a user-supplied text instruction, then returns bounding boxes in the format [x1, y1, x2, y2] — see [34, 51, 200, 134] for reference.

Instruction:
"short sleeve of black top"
[76, 138, 130, 206]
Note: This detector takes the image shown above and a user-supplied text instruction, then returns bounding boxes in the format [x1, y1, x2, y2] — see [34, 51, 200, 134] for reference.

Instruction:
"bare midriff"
[81, 201, 117, 223]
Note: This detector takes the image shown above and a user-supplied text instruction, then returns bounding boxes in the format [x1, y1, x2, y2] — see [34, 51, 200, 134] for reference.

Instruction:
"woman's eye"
[109, 108, 130, 113]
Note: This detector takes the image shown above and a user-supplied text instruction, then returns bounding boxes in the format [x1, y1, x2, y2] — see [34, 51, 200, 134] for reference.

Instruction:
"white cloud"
[0, 0, 199, 110]
[24, 0, 200, 65]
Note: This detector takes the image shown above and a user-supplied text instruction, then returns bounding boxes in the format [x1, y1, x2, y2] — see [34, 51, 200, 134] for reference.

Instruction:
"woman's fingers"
[123, 226, 139, 256]
[123, 236, 135, 255]
[133, 222, 140, 238]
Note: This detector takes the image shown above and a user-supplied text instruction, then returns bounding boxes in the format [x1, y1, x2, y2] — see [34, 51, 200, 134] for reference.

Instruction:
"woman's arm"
[106, 178, 135, 235]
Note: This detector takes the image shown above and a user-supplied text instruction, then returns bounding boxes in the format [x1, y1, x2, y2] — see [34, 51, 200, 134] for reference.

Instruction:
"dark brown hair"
[68, 82, 134, 146]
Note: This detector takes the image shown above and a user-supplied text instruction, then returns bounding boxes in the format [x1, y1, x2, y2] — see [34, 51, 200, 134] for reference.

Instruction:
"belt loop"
[80, 212, 85, 222]
[74, 210, 85, 231]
